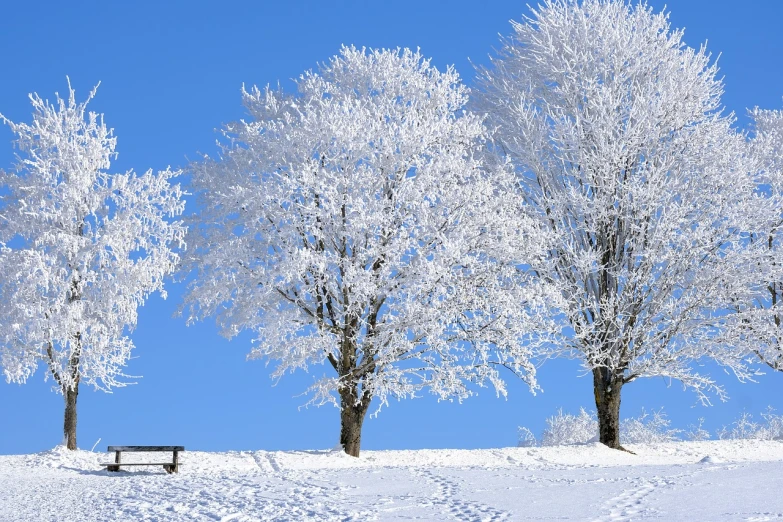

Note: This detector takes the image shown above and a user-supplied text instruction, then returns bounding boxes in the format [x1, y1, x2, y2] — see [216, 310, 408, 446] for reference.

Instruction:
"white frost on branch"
[0, 80, 186, 392]
[182, 46, 557, 413]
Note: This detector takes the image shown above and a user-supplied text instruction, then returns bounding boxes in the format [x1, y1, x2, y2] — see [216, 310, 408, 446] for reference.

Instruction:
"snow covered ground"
[2, 441, 783, 521]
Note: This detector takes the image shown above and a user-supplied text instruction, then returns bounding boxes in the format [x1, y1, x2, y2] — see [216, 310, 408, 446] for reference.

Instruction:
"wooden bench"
[101, 446, 184, 474]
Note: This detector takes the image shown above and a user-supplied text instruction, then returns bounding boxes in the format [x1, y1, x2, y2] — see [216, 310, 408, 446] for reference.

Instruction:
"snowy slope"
[1, 441, 783, 521]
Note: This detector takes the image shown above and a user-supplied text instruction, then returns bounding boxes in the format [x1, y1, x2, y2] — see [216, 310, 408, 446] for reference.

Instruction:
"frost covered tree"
[0, 81, 186, 449]
[477, 0, 768, 450]
[183, 46, 553, 457]
[741, 106, 783, 371]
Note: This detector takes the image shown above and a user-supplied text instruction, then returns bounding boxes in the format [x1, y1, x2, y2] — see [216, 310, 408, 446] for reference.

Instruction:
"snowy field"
[2, 441, 783, 521]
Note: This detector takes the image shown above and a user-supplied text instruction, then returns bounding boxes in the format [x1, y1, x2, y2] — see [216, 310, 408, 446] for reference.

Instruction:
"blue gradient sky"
[1, 1, 782, 454]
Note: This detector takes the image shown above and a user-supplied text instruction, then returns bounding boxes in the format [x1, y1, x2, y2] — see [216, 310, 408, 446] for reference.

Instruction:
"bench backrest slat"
[107, 446, 184, 451]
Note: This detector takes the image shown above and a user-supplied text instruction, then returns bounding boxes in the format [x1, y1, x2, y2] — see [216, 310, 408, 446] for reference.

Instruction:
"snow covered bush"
[520, 408, 681, 446]
[517, 427, 537, 448]
[622, 410, 680, 444]
[718, 409, 783, 440]
[761, 410, 783, 439]
[717, 412, 761, 440]
[540, 408, 597, 446]
[686, 418, 711, 441]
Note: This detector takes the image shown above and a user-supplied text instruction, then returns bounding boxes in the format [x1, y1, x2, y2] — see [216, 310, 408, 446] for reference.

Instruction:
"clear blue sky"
[1, 0, 782, 454]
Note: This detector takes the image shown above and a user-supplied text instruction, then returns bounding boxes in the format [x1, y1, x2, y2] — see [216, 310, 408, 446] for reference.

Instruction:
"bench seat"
[104, 445, 184, 474]
[107, 446, 184, 452]
[100, 462, 181, 467]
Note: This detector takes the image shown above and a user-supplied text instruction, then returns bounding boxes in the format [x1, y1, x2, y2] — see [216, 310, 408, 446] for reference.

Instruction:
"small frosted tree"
[183, 46, 553, 457]
[0, 81, 186, 449]
[477, 0, 767, 450]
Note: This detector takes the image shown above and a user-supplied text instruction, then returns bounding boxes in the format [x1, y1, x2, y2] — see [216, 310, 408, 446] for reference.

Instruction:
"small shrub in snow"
[686, 418, 711, 441]
[621, 409, 680, 444]
[760, 409, 783, 439]
[717, 412, 760, 440]
[517, 427, 538, 447]
[519, 407, 682, 446]
[718, 409, 783, 440]
[540, 408, 597, 446]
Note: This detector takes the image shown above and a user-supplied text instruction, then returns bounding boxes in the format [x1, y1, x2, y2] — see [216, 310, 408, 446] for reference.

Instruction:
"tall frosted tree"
[0, 81, 186, 449]
[477, 0, 767, 449]
[741, 106, 783, 370]
[183, 46, 554, 457]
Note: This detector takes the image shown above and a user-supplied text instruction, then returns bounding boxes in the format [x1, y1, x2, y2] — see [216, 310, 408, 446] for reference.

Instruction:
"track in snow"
[4, 443, 783, 521]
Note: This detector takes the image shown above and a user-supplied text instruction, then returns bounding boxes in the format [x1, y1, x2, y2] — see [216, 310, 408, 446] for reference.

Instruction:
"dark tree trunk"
[593, 367, 623, 449]
[63, 381, 79, 450]
[339, 402, 367, 457]
[339, 384, 370, 458]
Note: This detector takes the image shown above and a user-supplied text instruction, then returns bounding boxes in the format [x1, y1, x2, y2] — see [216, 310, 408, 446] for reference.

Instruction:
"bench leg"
[163, 450, 179, 473]
[108, 451, 121, 472]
